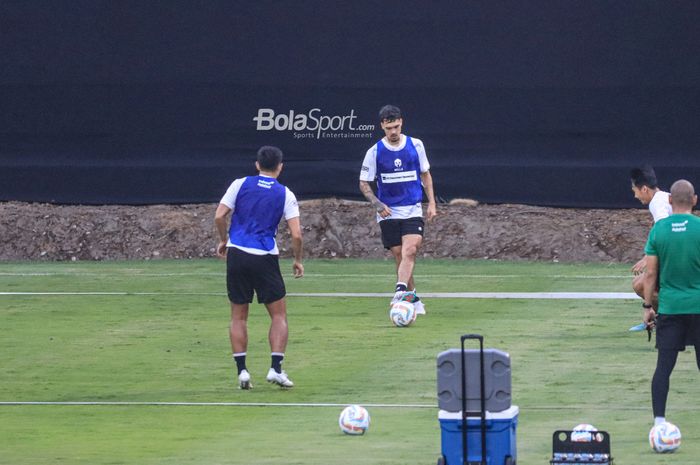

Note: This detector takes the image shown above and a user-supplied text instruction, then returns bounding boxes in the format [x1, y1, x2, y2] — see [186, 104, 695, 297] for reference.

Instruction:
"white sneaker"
[414, 300, 426, 315]
[238, 369, 252, 390]
[266, 368, 294, 388]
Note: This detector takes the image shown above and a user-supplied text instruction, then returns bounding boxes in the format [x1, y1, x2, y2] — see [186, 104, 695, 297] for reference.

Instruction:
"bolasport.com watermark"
[253, 108, 375, 140]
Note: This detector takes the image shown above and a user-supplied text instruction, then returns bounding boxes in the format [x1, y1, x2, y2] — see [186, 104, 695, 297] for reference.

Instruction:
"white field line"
[0, 291, 225, 296]
[0, 291, 640, 299]
[0, 401, 683, 411]
[0, 272, 221, 277]
[0, 401, 431, 408]
[301, 274, 631, 279]
[0, 272, 630, 279]
[290, 292, 639, 299]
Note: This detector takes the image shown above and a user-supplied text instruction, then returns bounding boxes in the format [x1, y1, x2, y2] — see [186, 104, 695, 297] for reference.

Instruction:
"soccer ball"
[389, 301, 416, 327]
[339, 405, 370, 435]
[649, 422, 681, 453]
[571, 423, 598, 442]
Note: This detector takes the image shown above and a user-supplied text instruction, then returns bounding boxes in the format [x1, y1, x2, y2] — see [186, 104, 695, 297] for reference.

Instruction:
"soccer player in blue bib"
[214, 146, 304, 389]
[359, 105, 437, 313]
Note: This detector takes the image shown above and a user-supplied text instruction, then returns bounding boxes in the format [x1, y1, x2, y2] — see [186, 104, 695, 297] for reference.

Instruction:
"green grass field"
[1, 259, 699, 464]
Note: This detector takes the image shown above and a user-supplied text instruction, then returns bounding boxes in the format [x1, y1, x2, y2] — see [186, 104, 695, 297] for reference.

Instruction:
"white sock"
[654, 416, 666, 426]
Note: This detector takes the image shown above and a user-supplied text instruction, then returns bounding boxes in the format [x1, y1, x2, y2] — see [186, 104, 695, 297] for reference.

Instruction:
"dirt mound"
[0, 199, 655, 263]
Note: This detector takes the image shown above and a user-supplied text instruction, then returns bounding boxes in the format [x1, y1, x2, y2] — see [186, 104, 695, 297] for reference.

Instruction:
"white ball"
[389, 301, 416, 327]
[571, 423, 598, 442]
[339, 405, 370, 435]
[649, 422, 681, 453]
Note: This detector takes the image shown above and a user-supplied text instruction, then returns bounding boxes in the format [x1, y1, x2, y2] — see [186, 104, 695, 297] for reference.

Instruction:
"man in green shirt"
[643, 179, 700, 427]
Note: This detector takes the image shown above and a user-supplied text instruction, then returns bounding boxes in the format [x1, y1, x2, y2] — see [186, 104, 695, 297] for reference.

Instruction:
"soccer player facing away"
[359, 105, 437, 313]
[642, 179, 700, 427]
[214, 146, 304, 389]
[630, 166, 672, 326]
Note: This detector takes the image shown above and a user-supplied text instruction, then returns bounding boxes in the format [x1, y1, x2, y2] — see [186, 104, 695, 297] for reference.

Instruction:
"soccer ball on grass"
[649, 422, 681, 453]
[389, 301, 416, 327]
[571, 423, 600, 442]
[339, 405, 370, 435]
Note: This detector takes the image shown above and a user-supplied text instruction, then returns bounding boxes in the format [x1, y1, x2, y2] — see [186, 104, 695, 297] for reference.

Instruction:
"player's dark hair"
[379, 104, 402, 123]
[257, 146, 283, 171]
[630, 165, 658, 189]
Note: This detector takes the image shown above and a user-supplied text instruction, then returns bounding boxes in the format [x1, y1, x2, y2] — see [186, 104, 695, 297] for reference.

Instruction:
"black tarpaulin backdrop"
[2, 1, 699, 207]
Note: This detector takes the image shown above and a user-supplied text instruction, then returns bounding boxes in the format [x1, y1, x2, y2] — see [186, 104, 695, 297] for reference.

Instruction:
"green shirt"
[645, 213, 700, 314]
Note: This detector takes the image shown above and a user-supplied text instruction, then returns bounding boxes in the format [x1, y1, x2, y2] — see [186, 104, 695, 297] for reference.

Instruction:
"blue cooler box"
[439, 405, 518, 465]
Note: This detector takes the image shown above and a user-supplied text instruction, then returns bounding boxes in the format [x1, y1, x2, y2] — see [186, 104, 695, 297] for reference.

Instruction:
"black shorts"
[655, 313, 700, 351]
[226, 247, 286, 304]
[379, 217, 425, 249]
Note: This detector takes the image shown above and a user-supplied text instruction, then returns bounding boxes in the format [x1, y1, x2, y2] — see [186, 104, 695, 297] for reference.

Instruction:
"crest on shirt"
[394, 158, 402, 168]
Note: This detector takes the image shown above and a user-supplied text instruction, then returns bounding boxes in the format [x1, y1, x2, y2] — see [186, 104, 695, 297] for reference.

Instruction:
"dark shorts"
[226, 247, 286, 304]
[655, 313, 700, 351]
[379, 217, 425, 249]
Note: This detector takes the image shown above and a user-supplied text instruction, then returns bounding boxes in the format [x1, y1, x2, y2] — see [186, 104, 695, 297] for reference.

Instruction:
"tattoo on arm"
[359, 181, 383, 210]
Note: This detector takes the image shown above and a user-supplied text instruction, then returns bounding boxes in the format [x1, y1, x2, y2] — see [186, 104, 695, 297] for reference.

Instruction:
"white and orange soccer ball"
[571, 423, 599, 442]
[649, 422, 681, 453]
[339, 405, 370, 435]
[389, 301, 416, 327]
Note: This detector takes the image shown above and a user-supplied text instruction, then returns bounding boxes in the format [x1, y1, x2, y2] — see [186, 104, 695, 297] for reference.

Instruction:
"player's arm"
[286, 216, 304, 278]
[359, 180, 391, 218]
[214, 203, 232, 258]
[420, 170, 437, 222]
[642, 254, 658, 327]
[359, 146, 391, 218]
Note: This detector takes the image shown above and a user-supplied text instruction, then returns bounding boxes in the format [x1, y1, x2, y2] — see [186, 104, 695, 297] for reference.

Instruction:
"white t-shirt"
[359, 134, 430, 221]
[220, 175, 299, 255]
[649, 190, 672, 223]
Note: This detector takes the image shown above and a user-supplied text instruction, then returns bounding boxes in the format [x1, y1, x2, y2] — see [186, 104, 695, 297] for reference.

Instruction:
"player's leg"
[651, 314, 685, 422]
[390, 244, 415, 290]
[380, 220, 410, 301]
[651, 348, 678, 421]
[230, 303, 250, 353]
[406, 272, 416, 293]
[263, 298, 293, 387]
[627, 275, 646, 330]
[692, 315, 700, 371]
[265, 298, 289, 354]
[226, 248, 255, 389]
[397, 234, 423, 310]
[398, 217, 426, 313]
[397, 234, 422, 288]
[630, 273, 659, 331]
[265, 297, 290, 375]
[230, 303, 251, 388]
[389, 244, 404, 285]
[255, 253, 294, 387]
